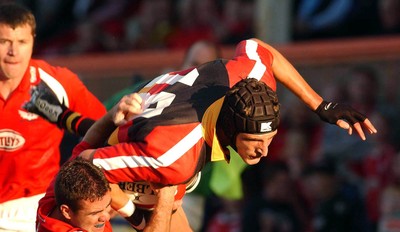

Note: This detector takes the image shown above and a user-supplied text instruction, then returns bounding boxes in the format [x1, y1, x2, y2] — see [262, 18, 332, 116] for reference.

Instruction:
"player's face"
[235, 130, 277, 165]
[0, 23, 33, 81]
[68, 192, 112, 232]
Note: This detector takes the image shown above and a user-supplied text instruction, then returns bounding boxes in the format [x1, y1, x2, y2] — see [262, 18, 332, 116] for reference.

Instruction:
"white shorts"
[0, 193, 45, 232]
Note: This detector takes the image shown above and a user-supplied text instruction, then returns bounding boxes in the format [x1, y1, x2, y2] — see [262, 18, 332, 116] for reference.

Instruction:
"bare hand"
[149, 183, 182, 211]
[112, 93, 143, 126]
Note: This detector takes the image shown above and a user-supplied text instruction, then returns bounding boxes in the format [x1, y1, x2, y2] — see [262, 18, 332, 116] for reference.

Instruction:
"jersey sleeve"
[225, 39, 277, 90]
[69, 141, 93, 160]
[92, 122, 204, 186]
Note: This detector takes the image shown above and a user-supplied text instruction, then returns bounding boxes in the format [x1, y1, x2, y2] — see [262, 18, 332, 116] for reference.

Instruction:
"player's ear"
[60, 204, 73, 220]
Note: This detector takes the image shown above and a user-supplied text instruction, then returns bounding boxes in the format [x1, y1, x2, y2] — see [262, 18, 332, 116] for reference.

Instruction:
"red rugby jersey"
[0, 59, 106, 203]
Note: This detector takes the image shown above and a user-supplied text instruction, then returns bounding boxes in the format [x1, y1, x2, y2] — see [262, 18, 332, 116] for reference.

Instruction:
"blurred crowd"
[14, 0, 400, 56]
[21, 0, 255, 56]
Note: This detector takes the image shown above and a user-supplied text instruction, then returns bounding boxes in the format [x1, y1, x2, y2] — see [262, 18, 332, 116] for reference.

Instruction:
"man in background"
[0, 3, 106, 231]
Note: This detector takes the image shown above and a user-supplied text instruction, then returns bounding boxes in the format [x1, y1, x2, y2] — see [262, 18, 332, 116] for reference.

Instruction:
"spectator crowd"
[13, 0, 400, 56]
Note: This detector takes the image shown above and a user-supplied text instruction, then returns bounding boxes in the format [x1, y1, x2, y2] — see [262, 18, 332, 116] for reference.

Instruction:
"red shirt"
[91, 39, 275, 186]
[0, 59, 106, 203]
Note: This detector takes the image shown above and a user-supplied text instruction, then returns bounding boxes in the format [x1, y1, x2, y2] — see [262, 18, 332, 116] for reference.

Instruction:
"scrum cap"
[217, 78, 280, 145]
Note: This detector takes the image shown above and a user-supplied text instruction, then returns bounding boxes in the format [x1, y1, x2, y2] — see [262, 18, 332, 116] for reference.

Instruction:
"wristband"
[117, 200, 135, 217]
[57, 109, 95, 137]
[65, 112, 81, 134]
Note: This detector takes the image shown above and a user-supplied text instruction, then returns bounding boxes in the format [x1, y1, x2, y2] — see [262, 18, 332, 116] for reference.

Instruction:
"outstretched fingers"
[353, 122, 366, 140]
[363, 118, 378, 134]
[336, 118, 378, 141]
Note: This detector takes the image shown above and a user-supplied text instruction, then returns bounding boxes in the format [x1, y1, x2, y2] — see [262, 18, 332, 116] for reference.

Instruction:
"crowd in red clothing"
[20, 0, 400, 57]
[26, 0, 255, 56]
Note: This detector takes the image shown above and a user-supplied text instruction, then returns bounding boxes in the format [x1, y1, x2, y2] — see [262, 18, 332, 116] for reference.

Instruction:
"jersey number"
[137, 69, 199, 119]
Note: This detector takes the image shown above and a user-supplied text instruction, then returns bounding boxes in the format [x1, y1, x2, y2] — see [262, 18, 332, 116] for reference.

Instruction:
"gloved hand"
[314, 100, 366, 125]
[23, 81, 67, 126]
[23, 81, 95, 137]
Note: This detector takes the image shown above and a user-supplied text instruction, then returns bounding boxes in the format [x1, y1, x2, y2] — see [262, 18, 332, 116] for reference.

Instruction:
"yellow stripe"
[66, 112, 81, 133]
[107, 128, 120, 145]
[201, 97, 227, 162]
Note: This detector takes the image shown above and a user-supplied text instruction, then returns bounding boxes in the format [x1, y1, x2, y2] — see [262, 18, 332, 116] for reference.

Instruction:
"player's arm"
[80, 93, 144, 149]
[23, 80, 96, 137]
[119, 184, 180, 232]
[252, 38, 322, 110]
[77, 93, 147, 229]
[78, 93, 143, 163]
[251, 38, 377, 140]
[144, 184, 178, 232]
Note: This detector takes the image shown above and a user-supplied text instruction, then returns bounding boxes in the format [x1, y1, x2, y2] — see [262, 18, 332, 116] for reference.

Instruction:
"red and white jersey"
[0, 59, 106, 203]
[91, 39, 276, 186]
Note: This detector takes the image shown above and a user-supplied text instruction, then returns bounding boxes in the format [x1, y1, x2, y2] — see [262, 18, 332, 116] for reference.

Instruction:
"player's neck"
[0, 77, 22, 100]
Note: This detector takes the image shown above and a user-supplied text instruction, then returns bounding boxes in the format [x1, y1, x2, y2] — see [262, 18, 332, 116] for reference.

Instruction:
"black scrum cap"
[218, 78, 280, 145]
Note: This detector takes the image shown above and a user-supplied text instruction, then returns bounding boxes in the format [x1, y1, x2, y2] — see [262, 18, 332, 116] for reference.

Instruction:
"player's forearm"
[110, 183, 132, 210]
[144, 186, 176, 232]
[273, 60, 323, 111]
[82, 93, 144, 147]
[58, 110, 96, 137]
[252, 38, 323, 110]
[82, 111, 116, 148]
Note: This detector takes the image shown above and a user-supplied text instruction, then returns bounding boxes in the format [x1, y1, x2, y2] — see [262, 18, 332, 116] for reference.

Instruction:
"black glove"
[315, 100, 367, 125]
[23, 81, 67, 125]
[23, 81, 95, 136]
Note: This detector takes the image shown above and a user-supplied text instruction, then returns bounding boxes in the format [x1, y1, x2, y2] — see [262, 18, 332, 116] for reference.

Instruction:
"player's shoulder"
[30, 59, 51, 68]
[31, 59, 76, 78]
[234, 38, 259, 48]
[232, 38, 274, 64]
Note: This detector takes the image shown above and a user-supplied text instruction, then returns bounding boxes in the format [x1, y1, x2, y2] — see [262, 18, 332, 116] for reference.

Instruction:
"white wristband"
[117, 200, 135, 217]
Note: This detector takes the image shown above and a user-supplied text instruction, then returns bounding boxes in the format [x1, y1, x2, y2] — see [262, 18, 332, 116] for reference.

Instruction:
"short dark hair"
[54, 157, 111, 212]
[0, 2, 36, 36]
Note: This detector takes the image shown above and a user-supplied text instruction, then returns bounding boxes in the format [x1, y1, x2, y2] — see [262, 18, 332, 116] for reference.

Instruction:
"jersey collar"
[201, 97, 230, 163]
